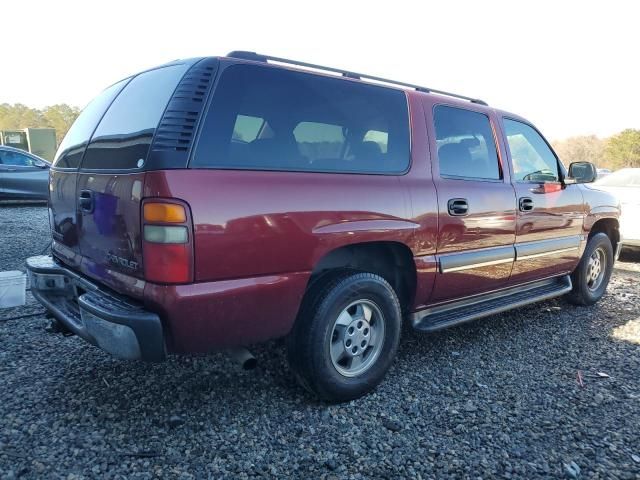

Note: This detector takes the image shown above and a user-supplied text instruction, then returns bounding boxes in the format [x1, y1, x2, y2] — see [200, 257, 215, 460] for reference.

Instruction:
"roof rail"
[226, 51, 488, 106]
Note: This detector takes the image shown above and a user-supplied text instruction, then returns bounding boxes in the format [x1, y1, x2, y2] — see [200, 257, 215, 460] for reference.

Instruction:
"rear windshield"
[192, 64, 410, 174]
[81, 64, 189, 170]
[53, 79, 127, 168]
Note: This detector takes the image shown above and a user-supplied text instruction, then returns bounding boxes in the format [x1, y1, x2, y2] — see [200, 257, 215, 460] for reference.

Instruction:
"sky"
[2, 0, 638, 141]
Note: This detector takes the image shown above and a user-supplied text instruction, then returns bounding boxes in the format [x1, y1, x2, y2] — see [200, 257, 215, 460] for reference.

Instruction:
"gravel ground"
[1, 204, 639, 479]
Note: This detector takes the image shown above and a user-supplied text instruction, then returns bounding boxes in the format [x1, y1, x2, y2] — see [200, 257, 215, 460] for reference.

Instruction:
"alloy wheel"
[329, 300, 386, 377]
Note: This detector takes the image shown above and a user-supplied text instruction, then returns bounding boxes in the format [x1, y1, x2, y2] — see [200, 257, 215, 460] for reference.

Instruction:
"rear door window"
[81, 64, 189, 170]
[434, 105, 501, 180]
[503, 118, 559, 182]
[0, 150, 37, 167]
[53, 79, 127, 169]
[192, 64, 410, 174]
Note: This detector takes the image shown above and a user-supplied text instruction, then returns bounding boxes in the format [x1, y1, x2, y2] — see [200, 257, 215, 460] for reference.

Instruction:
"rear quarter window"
[53, 79, 127, 168]
[192, 64, 410, 174]
[81, 64, 189, 170]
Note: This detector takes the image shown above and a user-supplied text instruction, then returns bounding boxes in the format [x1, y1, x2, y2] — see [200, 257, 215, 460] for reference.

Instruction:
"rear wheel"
[566, 233, 614, 305]
[286, 271, 401, 402]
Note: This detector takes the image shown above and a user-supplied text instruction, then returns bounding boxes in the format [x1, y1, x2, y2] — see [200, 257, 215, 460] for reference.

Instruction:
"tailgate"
[76, 172, 146, 284]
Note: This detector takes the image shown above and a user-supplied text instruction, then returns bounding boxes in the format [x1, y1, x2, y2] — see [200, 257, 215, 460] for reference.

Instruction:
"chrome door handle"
[519, 197, 534, 212]
[447, 198, 469, 216]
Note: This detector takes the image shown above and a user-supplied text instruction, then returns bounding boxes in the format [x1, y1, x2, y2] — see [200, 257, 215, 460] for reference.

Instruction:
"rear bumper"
[26, 255, 165, 361]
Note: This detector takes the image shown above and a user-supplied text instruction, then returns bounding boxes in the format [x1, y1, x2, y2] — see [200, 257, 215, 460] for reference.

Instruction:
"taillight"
[142, 199, 194, 284]
[143, 203, 187, 223]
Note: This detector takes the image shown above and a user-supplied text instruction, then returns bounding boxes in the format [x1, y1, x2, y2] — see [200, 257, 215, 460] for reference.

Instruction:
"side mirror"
[567, 161, 597, 184]
[34, 160, 49, 168]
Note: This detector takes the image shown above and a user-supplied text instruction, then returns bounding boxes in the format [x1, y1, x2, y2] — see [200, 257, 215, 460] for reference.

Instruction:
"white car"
[594, 168, 640, 249]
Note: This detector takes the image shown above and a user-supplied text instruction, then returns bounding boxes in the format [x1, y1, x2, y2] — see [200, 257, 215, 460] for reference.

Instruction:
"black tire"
[286, 271, 402, 402]
[566, 232, 614, 306]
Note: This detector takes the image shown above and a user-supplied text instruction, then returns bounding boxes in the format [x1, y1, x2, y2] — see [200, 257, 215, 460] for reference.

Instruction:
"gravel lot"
[1, 204, 639, 479]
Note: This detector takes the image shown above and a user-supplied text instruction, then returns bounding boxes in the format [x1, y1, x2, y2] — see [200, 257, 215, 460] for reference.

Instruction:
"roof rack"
[226, 51, 488, 106]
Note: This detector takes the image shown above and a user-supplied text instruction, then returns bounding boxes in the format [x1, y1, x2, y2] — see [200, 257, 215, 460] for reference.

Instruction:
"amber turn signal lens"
[143, 203, 187, 223]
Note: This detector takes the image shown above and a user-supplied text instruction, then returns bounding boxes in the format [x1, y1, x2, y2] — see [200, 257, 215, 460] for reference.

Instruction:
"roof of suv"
[218, 52, 538, 129]
[222, 51, 489, 104]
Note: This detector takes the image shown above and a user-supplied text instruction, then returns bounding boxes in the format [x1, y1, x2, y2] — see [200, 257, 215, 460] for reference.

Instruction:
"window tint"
[192, 64, 410, 174]
[434, 105, 500, 180]
[0, 150, 36, 167]
[53, 79, 127, 168]
[503, 119, 559, 182]
[82, 64, 189, 170]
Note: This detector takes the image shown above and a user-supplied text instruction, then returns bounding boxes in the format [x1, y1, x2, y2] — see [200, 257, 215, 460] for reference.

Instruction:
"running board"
[411, 275, 572, 332]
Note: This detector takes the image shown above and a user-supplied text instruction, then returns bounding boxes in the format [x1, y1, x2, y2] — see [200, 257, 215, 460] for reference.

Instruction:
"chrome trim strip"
[515, 235, 581, 259]
[438, 235, 581, 273]
[516, 246, 579, 261]
[441, 257, 514, 273]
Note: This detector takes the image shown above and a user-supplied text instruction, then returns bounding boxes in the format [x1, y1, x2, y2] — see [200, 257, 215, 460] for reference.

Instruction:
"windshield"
[595, 168, 640, 187]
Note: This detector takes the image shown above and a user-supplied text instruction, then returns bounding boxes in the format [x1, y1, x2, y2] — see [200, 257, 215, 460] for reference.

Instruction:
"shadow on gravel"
[619, 249, 640, 263]
[49, 299, 570, 410]
[42, 340, 307, 415]
[27, 286, 639, 413]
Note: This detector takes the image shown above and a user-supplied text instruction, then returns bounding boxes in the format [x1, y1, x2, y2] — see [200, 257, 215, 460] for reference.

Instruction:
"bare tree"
[552, 135, 606, 168]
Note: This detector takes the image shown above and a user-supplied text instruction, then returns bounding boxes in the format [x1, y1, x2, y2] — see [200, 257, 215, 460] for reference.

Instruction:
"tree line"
[552, 129, 640, 170]
[0, 103, 80, 145]
[0, 103, 638, 170]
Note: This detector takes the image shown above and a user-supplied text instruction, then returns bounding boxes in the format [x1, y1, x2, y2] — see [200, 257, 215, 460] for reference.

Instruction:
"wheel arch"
[588, 217, 620, 254]
[308, 241, 417, 313]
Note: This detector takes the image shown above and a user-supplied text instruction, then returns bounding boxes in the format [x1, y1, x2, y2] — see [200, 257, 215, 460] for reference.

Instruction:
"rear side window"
[503, 118, 559, 182]
[0, 150, 38, 167]
[81, 64, 189, 170]
[192, 64, 410, 174]
[53, 79, 127, 168]
[434, 105, 501, 180]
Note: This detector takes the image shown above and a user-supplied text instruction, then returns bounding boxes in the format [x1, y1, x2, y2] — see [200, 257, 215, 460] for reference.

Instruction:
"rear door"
[500, 118, 584, 284]
[49, 79, 128, 268]
[75, 64, 190, 286]
[427, 103, 517, 303]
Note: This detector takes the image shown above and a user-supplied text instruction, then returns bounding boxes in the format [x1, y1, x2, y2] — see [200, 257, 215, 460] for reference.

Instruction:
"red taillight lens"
[143, 242, 192, 283]
[141, 199, 194, 284]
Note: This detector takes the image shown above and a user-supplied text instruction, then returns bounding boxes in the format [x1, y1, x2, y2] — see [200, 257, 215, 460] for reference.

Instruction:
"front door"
[500, 118, 584, 284]
[427, 103, 517, 303]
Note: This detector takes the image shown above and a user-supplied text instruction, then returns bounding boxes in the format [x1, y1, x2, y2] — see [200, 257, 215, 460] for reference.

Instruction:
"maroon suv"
[27, 52, 620, 401]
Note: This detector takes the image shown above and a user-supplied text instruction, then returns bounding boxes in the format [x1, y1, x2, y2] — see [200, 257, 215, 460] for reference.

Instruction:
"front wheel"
[286, 271, 401, 402]
[566, 232, 614, 305]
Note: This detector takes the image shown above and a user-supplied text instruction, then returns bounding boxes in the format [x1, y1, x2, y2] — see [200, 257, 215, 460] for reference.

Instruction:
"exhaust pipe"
[228, 347, 257, 370]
